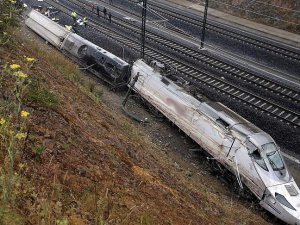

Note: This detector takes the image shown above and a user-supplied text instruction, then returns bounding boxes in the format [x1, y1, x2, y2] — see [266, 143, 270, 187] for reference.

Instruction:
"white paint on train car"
[25, 10, 70, 48]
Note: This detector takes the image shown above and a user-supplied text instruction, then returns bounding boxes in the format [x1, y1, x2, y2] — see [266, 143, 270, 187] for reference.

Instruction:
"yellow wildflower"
[13, 71, 28, 79]
[0, 118, 6, 125]
[15, 132, 27, 140]
[10, 64, 21, 70]
[26, 57, 35, 62]
[20, 110, 30, 118]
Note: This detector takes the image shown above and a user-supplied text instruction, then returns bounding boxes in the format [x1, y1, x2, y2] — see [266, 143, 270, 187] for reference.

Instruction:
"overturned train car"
[25, 9, 130, 85]
[131, 59, 300, 225]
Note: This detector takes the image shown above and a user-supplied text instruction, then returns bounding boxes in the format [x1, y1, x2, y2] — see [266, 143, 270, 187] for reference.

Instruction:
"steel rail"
[146, 0, 300, 62]
[92, 0, 300, 62]
[41, 0, 300, 128]
[53, 0, 300, 107]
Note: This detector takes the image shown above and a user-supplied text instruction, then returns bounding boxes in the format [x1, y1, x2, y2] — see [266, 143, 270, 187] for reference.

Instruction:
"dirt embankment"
[0, 25, 277, 224]
[194, 0, 300, 34]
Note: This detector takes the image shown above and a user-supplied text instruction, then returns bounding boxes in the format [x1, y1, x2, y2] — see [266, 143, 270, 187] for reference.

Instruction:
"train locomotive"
[25, 9, 300, 224]
[131, 59, 300, 225]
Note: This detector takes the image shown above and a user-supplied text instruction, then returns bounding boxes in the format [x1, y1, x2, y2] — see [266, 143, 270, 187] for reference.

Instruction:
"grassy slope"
[0, 27, 274, 225]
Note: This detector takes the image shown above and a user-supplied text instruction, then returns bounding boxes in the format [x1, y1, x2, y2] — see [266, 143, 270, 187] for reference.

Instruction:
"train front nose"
[260, 182, 300, 224]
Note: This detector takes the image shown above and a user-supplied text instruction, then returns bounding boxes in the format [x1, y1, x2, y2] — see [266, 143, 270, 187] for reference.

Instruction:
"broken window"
[245, 140, 268, 171]
[252, 150, 268, 171]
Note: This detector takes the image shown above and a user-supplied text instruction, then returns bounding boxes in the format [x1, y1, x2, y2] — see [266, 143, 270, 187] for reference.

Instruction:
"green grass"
[32, 143, 46, 160]
[27, 83, 59, 108]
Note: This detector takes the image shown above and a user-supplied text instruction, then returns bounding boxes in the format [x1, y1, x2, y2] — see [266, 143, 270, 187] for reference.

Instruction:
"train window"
[161, 77, 170, 85]
[275, 193, 296, 211]
[266, 151, 285, 171]
[252, 150, 269, 171]
[262, 142, 277, 152]
[99, 57, 105, 64]
[246, 139, 268, 171]
[63, 39, 74, 50]
[105, 62, 114, 69]
[77, 45, 88, 58]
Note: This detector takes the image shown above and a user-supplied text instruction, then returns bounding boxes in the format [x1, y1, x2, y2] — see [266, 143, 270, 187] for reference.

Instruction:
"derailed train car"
[25, 9, 130, 85]
[24, 8, 300, 224]
[130, 59, 300, 225]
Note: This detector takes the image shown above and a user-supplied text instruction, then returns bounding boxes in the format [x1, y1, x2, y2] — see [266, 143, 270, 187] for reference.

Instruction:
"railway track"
[147, 1, 300, 62]
[93, 0, 300, 62]
[57, 0, 300, 108]
[31, 0, 300, 128]
[79, 0, 300, 104]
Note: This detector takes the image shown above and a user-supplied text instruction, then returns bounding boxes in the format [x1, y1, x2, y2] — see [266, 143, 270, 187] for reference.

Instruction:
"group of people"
[67, 11, 88, 33]
[67, 0, 115, 34]
[95, 5, 112, 23]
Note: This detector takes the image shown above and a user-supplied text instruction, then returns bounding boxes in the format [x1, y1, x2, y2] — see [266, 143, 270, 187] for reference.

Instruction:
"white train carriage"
[25, 9, 70, 48]
[131, 59, 300, 225]
[25, 9, 130, 84]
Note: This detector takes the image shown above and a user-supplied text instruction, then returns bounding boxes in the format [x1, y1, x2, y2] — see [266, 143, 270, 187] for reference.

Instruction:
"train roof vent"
[285, 184, 299, 196]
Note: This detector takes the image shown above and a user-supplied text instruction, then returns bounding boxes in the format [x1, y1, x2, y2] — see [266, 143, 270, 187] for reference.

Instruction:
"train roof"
[199, 101, 263, 138]
[67, 33, 129, 69]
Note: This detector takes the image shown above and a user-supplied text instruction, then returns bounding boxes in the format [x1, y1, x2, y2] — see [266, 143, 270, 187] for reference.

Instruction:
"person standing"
[71, 11, 77, 22]
[109, 0, 112, 5]
[108, 12, 111, 23]
[96, 5, 100, 16]
[72, 22, 78, 34]
[45, 8, 50, 17]
[103, 7, 107, 18]
[65, 25, 72, 31]
[83, 17, 88, 28]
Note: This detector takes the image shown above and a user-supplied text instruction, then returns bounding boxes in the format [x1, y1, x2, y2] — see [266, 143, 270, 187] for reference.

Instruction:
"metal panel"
[25, 9, 69, 48]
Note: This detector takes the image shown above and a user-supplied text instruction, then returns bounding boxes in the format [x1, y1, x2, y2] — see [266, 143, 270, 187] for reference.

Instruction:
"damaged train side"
[130, 59, 300, 225]
[25, 9, 130, 85]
